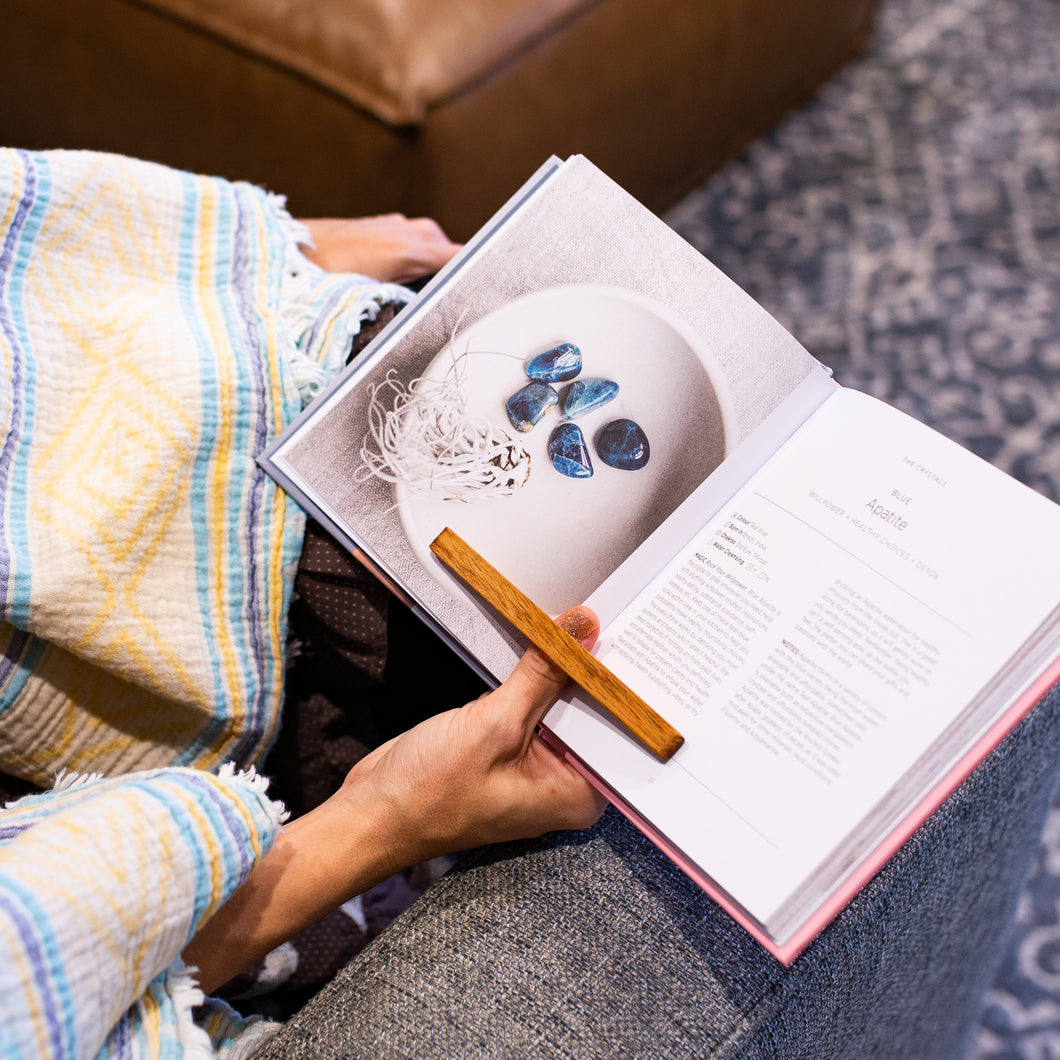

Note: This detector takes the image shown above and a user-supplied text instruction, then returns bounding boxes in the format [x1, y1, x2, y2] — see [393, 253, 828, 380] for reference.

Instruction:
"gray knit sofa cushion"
[258, 685, 1060, 1059]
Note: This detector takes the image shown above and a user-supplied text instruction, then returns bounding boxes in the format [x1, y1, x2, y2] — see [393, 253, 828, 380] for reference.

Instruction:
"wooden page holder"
[429, 527, 684, 761]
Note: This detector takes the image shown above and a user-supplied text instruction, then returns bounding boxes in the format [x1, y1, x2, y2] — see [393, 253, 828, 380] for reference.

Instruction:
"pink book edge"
[540, 657, 1060, 967]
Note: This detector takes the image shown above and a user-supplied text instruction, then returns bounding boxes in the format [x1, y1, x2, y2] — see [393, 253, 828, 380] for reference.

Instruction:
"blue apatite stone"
[505, 382, 558, 432]
[525, 343, 582, 383]
[548, 422, 593, 478]
[563, 377, 619, 419]
[596, 418, 650, 470]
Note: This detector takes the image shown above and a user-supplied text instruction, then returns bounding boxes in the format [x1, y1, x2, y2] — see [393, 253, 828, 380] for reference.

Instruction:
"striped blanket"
[0, 150, 410, 1056]
[0, 148, 406, 784]
[0, 765, 286, 1058]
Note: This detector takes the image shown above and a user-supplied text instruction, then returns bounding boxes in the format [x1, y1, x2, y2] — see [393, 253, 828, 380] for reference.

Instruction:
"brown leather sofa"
[4, 0, 876, 240]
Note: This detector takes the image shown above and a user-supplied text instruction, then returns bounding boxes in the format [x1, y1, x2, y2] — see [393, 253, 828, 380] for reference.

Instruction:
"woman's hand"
[183, 607, 605, 994]
[345, 607, 607, 863]
[297, 215, 462, 283]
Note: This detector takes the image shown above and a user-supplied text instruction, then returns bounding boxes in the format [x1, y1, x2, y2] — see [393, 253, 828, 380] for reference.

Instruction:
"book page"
[264, 156, 820, 681]
[545, 388, 1060, 925]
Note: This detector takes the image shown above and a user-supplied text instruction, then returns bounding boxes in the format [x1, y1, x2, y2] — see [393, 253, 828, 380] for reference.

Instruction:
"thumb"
[498, 606, 600, 732]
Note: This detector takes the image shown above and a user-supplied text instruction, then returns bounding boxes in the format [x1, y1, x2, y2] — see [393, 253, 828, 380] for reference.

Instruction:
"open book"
[261, 156, 1060, 964]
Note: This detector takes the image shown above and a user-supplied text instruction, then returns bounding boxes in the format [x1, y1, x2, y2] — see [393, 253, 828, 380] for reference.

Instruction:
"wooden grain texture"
[429, 527, 684, 761]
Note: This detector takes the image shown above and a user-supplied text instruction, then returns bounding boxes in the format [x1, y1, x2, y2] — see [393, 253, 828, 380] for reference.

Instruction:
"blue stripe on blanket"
[0, 150, 50, 621]
[137, 779, 240, 934]
[0, 153, 31, 613]
[177, 170, 227, 762]
[0, 880, 77, 1056]
[0, 628, 45, 717]
[210, 182, 255, 748]
[228, 186, 274, 763]
[110, 1009, 133, 1059]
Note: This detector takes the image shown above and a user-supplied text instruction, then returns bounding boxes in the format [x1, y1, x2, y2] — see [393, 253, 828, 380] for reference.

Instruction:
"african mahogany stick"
[429, 527, 684, 761]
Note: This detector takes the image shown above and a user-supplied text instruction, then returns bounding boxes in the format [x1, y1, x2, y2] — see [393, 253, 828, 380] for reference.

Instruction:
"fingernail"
[558, 607, 599, 645]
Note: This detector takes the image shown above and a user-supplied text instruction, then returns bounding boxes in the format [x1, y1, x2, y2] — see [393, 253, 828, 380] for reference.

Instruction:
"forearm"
[183, 621, 605, 996]
[183, 782, 409, 995]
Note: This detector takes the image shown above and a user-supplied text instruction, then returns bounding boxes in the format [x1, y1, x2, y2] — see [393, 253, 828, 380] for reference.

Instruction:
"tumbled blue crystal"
[525, 342, 582, 383]
[596, 418, 650, 470]
[505, 382, 558, 432]
[548, 422, 593, 478]
[562, 377, 619, 419]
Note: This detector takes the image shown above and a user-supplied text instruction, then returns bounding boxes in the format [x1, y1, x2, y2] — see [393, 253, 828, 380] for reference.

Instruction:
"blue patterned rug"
[666, 0, 1060, 1054]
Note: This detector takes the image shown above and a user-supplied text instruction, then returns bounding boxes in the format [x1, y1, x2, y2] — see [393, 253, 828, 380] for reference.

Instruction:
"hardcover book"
[261, 156, 1060, 963]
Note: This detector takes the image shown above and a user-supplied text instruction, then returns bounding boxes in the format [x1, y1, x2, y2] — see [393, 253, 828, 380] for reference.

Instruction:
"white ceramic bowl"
[395, 284, 736, 614]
